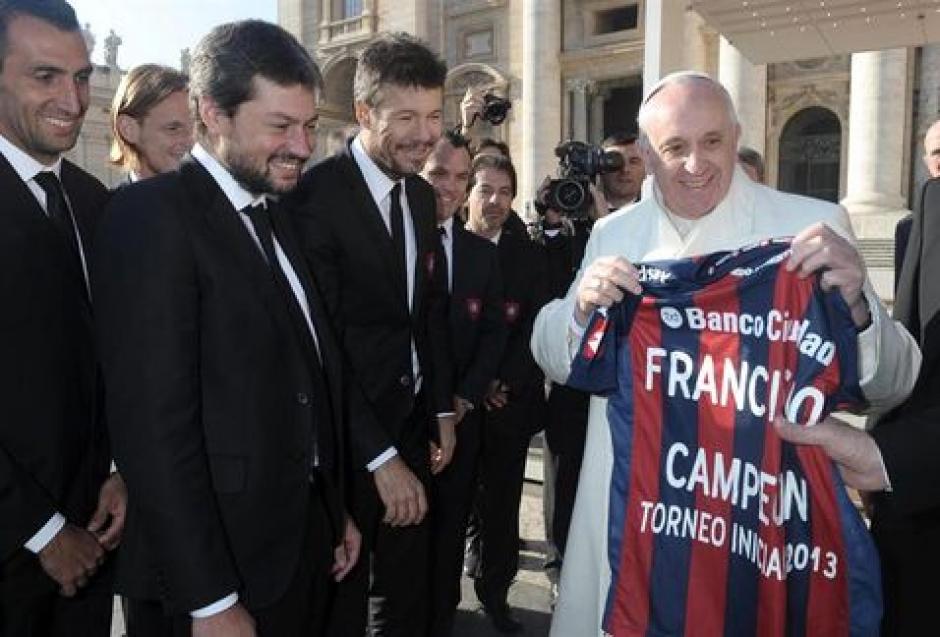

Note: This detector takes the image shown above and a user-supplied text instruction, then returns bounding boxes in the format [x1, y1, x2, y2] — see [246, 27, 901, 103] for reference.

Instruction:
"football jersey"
[568, 240, 881, 637]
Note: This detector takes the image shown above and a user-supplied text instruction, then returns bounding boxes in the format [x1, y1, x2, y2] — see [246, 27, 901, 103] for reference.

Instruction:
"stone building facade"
[67, 3, 940, 300]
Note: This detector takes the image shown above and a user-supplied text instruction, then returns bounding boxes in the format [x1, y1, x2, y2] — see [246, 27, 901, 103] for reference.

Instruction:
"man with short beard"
[290, 33, 455, 637]
[93, 20, 358, 637]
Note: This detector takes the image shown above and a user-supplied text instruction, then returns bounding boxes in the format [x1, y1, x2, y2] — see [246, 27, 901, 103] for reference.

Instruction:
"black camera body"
[480, 93, 511, 125]
[538, 141, 624, 218]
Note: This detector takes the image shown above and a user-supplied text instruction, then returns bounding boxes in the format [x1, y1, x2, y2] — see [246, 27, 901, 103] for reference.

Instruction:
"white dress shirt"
[438, 216, 454, 292]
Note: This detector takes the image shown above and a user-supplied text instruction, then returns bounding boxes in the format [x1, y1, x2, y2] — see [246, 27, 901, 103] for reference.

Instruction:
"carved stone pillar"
[522, 0, 562, 214]
[718, 37, 767, 154]
[841, 49, 911, 222]
[643, 0, 686, 89]
[566, 78, 594, 142]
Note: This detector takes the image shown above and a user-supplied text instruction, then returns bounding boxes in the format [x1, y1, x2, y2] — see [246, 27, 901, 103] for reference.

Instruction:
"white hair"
[636, 71, 739, 148]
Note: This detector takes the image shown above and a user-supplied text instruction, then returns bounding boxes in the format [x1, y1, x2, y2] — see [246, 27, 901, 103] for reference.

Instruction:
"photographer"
[599, 131, 645, 211]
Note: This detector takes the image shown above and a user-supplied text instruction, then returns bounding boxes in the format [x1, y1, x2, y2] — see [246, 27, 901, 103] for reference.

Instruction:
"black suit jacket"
[492, 225, 549, 434]
[290, 142, 453, 469]
[873, 178, 940, 515]
[0, 155, 110, 563]
[448, 222, 506, 406]
[893, 213, 912, 293]
[92, 157, 346, 613]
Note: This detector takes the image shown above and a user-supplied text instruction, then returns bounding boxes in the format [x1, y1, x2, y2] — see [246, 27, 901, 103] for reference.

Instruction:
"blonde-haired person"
[110, 64, 191, 181]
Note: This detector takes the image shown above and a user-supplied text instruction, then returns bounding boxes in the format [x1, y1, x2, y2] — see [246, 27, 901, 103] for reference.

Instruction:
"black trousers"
[476, 394, 541, 605]
[0, 546, 114, 637]
[428, 409, 483, 636]
[544, 384, 590, 558]
[871, 501, 940, 636]
[327, 406, 431, 637]
[124, 488, 333, 637]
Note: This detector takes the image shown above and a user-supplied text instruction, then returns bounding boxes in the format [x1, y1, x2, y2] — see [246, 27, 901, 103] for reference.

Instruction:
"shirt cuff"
[876, 445, 893, 492]
[856, 289, 881, 386]
[24, 513, 66, 553]
[191, 593, 239, 618]
[367, 447, 398, 472]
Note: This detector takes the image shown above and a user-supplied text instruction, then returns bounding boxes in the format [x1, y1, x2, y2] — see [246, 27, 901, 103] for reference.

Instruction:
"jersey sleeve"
[567, 296, 640, 396]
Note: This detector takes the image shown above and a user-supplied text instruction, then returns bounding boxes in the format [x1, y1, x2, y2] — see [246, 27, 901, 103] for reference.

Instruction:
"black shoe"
[474, 579, 523, 634]
[487, 605, 523, 634]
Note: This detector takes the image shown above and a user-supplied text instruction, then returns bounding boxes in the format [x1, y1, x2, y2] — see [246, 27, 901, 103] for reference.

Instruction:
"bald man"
[531, 71, 919, 637]
[895, 120, 940, 287]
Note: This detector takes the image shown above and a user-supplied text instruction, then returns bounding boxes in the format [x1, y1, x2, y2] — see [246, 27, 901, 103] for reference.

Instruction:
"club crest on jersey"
[465, 297, 482, 320]
[582, 313, 609, 360]
[504, 301, 520, 324]
[425, 252, 436, 276]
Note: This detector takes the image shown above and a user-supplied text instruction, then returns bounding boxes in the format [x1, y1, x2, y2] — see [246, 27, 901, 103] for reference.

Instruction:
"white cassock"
[531, 166, 921, 637]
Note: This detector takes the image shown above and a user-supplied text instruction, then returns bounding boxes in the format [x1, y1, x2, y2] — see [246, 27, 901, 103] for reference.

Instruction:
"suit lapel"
[181, 159, 302, 345]
[337, 144, 409, 305]
[0, 153, 90, 302]
[408, 176, 429, 319]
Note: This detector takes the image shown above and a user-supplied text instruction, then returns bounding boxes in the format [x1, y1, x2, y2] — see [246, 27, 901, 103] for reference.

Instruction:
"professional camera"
[537, 141, 624, 218]
[480, 93, 511, 125]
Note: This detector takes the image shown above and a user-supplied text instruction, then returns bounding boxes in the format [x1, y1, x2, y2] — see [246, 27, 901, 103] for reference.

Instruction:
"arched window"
[777, 107, 841, 202]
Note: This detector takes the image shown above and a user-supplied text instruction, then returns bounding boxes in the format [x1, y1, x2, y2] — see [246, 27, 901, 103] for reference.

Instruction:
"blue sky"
[69, 0, 278, 69]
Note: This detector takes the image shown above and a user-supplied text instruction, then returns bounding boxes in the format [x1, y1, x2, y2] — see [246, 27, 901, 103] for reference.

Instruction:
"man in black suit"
[894, 119, 940, 290]
[92, 21, 357, 637]
[777, 177, 940, 635]
[464, 154, 549, 633]
[0, 2, 124, 634]
[290, 33, 455, 637]
[421, 131, 507, 636]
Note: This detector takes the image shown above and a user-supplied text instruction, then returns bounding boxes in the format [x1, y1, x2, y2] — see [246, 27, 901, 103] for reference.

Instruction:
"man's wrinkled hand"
[87, 472, 127, 550]
[431, 415, 457, 475]
[332, 515, 361, 582]
[575, 255, 642, 326]
[38, 523, 105, 597]
[373, 456, 427, 526]
[773, 415, 888, 491]
[192, 603, 256, 637]
[788, 222, 870, 328]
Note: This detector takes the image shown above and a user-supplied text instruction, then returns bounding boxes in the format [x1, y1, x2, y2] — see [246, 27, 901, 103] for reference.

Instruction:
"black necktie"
[243, 202, 331, 472]
[34, 171, 84, 273]
[389, 183, 407, 289]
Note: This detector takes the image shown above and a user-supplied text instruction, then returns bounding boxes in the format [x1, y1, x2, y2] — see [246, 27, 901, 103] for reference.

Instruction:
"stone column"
[841, 49, 911, 222]
[718, 37, 767, 154]
[521, 0, 562, 216]
[590, 87, 607, 143]
[566, 78, 593, 142]
[643, 0, 687, 90]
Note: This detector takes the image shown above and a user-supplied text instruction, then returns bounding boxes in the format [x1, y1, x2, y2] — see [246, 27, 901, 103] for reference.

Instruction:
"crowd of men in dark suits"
[8, 2, 940, 637]
[0, 1, 641, 635]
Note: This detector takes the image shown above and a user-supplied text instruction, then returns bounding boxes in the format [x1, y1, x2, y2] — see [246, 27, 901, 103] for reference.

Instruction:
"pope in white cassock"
[530, 72, 921, 636]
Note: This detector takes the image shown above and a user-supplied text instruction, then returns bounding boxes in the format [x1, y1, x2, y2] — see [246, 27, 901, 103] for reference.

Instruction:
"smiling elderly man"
[531, 71, 920, 637]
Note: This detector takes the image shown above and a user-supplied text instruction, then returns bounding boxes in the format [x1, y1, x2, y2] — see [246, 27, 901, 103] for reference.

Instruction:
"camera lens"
[555, 180, 587, 212]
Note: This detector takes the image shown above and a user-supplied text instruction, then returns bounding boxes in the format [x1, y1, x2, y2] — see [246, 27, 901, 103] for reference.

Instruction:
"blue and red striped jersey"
[568, 240, 880, 637]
